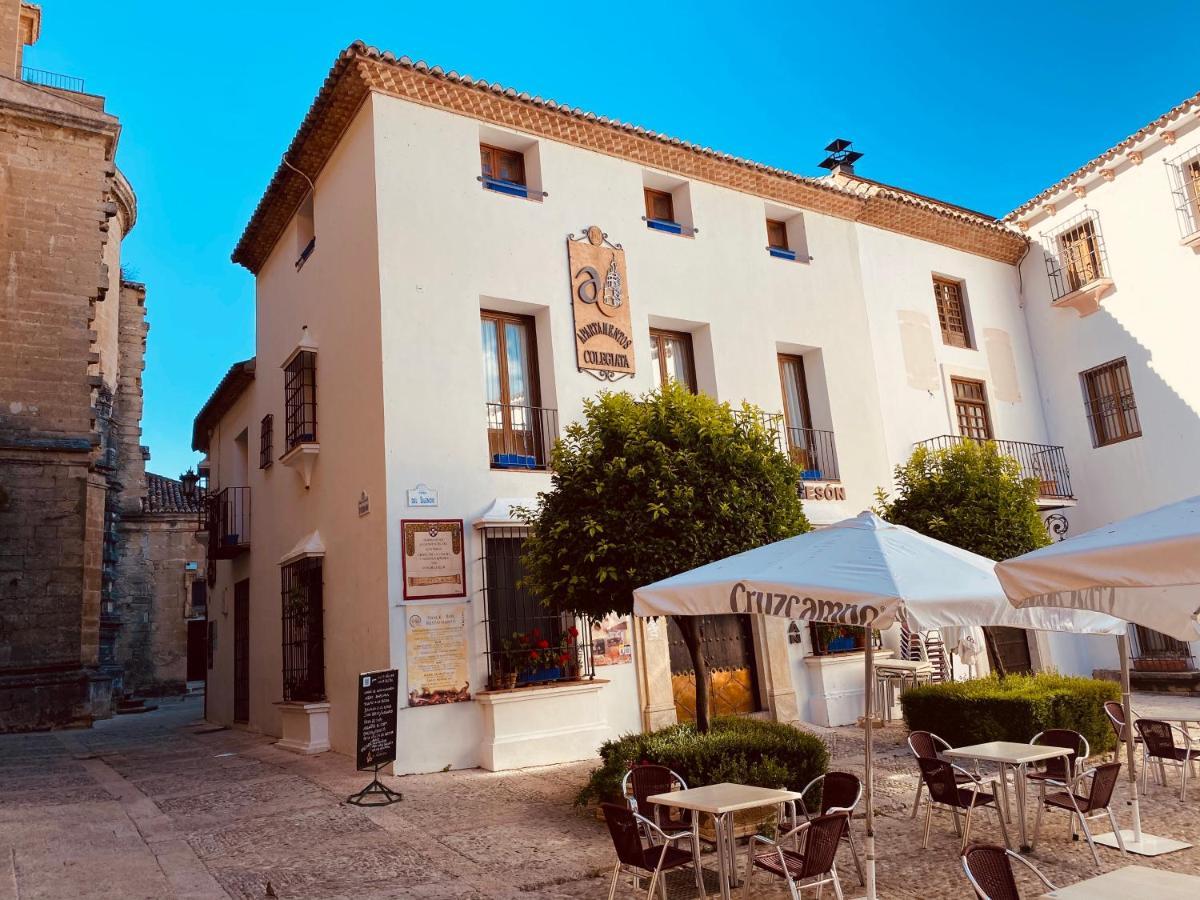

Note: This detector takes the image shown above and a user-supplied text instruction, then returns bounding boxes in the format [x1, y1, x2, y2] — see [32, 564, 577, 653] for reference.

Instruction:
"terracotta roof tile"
[144, 472, 201, 515]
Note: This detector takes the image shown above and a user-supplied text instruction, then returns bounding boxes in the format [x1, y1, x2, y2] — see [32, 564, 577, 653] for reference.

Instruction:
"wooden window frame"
[1057, 218, 1105, 291]
[951, 377, 993, 441]
[482, 311, 547, 468]
[1082, 358, 1141, 448]
[259, 414, 273, 469]
[479, 143, 526, 187]
[649, 328, 697, 394]
[933, 277, 972, 349]
[777, 354, 814, 431]
[644, 187, 676, 223]
[481, 310, 541, 409]
[766, 218, 790, 251]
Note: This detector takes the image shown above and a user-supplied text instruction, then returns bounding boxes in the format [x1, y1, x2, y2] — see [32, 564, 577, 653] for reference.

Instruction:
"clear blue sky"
[25, 1, 1200, 480]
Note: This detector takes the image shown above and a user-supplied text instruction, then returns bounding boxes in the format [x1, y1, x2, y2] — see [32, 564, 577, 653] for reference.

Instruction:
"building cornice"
[233, 42, 1027, 273]
[112, 168, 137, 234]
[1007, 89, 1200, 223]
[191, 358, 255, 453]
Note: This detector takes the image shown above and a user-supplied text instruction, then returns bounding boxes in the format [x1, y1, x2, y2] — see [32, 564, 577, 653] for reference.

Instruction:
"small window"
[295, 193, 315, 271]
[952, 378, 993, 441]
[1057, 219, 1105, 292]
[1082, 358, 1141, 447]
[766, 219, 789, 250]
[649, 329, 696, 393]
[933, 277, 972, 348]
[480, 143, 528, 197]
[284, 351, 317, 452]
[281, 556, 325, 702]
[645, 188, 675, 224]
[482, 311, 552, 470]
[259, 414, 273, 469]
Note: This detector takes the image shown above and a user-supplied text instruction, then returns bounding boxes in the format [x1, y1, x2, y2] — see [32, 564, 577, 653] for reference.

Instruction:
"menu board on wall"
[406, 603, 471, 706]
[400, 519, 466, 600]
[355, 668, 398, 771]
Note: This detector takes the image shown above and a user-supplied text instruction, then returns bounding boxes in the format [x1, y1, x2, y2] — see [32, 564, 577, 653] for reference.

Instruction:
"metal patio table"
[647, 782, 804, 900]
[943, 741, 1073, 852]
[1040, 864, 1200, 898]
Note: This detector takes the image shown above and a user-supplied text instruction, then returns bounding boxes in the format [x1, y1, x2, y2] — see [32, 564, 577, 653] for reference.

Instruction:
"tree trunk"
[674, 616, 711, 733]
[983, 627, 1008, 678]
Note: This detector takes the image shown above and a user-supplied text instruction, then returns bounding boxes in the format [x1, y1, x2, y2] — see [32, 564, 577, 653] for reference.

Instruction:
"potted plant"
[511, 625, 580, 684]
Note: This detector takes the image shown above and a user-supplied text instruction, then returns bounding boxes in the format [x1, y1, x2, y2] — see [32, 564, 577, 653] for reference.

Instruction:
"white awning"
[475, 498, 540, 529]
[279, 529, 325, 565]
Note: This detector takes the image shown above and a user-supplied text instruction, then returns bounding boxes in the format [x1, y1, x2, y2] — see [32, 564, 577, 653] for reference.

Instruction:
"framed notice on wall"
[406, 603, 471, 706]
[400, 519, 466, 600]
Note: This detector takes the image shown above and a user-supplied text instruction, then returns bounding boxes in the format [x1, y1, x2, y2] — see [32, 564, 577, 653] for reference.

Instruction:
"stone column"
[634, 617, 677, 732]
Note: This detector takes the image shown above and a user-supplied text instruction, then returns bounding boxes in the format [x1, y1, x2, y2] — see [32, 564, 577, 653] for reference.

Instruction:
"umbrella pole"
[1118, 634, 1143, 843]
[863, 631, 877, 900]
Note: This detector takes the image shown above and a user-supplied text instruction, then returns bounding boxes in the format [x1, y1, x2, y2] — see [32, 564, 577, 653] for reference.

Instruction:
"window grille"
[284, 351, 317, 451]
[259, 414, 273, 468]
[1165, 145, 1200, 239]
[477, 527, 594, 687]
[281, 556, 325, 702]
[1082, 358, 1141, 447]
[1131, 624, 1194, 667]
[933, 277, 971, 348]
[1042, 210, 1110, 301]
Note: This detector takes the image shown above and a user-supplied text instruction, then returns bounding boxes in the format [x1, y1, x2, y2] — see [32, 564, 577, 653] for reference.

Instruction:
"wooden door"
[234, 579, 250, 723]
[186, 619, 207, 683]
[667, 615, 761, 721]
[984, 626, 1033, 675]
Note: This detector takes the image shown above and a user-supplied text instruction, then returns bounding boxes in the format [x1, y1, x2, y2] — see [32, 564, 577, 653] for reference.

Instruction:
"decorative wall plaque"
[400, 519, 466, 600]
[567, 226, 636, 380]
[406, 604, 471, 706]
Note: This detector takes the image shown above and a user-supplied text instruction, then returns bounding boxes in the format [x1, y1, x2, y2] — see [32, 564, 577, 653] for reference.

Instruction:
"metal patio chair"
[601, 802, 707, 900]
[786, 771, 865, 886]
[908, 730, 984, 820]
[917, 757, 1010, 853]
[1031, 761, 1126, 867]
[961, 842, 1056, 900]
[742, 811, 849, 900]
[1026, 729, 1088, 794]
[622, 764, 690, 837]
[1135, 718, 1200, 800]
[1103, 700, 1144, 753]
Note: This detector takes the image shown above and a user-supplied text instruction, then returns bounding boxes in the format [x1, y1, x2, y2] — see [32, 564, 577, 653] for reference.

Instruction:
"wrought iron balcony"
[741, 411, 841, 482]
[201, 486, 251, 559]
[21, 66, 84, 93]
[917, 435, 1074, 501]
[486, 403, 558, 470]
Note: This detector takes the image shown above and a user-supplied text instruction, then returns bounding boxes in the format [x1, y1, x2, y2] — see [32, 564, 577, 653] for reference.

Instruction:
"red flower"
[531, 627, 542, 640]
[568, 626, 579, 639]
[537, 639, 550, 649]
[558, 653, 570, 666]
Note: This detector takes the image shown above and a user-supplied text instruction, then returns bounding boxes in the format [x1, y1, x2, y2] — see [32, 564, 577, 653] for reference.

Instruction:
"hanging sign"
[355, 668, 398, 770]
[567, 226, 636, 380]
[400, 519, 466, 600]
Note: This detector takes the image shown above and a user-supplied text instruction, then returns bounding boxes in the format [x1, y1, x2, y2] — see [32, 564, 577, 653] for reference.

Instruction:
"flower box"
[519, 666, 563, 684]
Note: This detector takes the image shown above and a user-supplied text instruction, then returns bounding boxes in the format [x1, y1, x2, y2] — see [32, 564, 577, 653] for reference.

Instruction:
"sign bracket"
[346, 763, 403, 806]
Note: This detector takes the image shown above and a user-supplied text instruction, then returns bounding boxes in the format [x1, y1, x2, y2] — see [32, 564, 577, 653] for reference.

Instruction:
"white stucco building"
[193, 41, 1200, 770]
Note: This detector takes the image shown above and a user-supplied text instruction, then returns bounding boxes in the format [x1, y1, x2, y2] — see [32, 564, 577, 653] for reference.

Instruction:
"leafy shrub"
[577, 716, 829, 807]
[900, 673, 1121, 754]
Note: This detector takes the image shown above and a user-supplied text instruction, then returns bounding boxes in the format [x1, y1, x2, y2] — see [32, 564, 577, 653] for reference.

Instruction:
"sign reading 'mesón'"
[567, 226, 635, 380]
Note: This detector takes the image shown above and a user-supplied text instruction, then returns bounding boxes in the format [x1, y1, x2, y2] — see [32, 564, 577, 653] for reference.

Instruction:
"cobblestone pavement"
[3, 694, 1200, 898]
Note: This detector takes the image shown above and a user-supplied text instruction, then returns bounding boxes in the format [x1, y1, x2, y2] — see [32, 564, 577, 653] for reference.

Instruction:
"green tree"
[875, 439, 1050, 673]
[518, 381, 809, 731]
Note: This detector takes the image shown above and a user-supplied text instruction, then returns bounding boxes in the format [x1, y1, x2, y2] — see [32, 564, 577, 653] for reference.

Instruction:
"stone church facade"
[0, 1, 204, 731]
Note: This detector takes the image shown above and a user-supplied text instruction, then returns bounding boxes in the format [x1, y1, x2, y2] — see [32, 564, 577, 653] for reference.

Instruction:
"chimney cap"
[819, 138, 863, 173]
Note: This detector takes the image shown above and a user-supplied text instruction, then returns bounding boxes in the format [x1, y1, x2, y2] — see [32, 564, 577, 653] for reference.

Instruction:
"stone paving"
[2, 694, 1200, 898]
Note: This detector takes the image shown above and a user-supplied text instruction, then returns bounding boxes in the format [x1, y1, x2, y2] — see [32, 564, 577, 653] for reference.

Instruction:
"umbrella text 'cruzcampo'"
[729, 581, 882, 626]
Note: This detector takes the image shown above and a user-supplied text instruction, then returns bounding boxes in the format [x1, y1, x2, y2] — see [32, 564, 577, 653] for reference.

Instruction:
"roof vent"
[819, 139, 863, 176]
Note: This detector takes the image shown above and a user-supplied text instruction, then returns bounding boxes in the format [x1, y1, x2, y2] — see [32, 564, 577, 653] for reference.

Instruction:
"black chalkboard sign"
[355, 668, 398, 771]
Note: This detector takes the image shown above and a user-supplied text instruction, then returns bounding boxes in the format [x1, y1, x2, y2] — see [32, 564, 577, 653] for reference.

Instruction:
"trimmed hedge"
[577, 717, 828, 807]
[900, 673, 1121, 755]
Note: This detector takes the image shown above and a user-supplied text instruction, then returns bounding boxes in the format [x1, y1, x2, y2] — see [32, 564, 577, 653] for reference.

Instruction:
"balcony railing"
[486, 403, 558, 470]
[1166, 147, 1200, 242]
[1044, 212, 1111, 303]
[740, 411, 841, 482]
[21, 66, 85, 93]
[201, 486, 251, 560]
[1131, 624, 1195, 672]
[917, 435, 1074, 501]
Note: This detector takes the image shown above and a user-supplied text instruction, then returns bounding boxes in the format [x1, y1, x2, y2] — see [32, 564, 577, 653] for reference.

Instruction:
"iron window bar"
[281, 556, 326, 702]
[1130, 624, 1195, 668]
[1164, 145, 1200, 240]
[486, 403, 558, 470]
[916, 435, 1074, 500]
[476, 175, 547, 200]
[733, 411, 840, 482]
[203, 486, 251, 559]
[295, 236, 316, 271]
[1041, 209, 1110, 302]
[21, 66, 84, 92]
[284, 350, 317, 451]
[1084, 389, 1141, 448]
[260, 414, 274, 469]
[477, 526, 595, 689]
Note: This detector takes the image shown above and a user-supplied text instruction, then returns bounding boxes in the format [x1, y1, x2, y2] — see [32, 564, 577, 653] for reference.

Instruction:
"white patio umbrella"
[634, 511, 1124, 900]
[997, 494, 1200, 857]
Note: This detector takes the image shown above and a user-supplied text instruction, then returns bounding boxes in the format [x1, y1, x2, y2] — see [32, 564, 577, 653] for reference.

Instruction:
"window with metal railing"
[933, 277, 973, 348]
[281, 556, 325, 702]
[284, 351, 317, 451]
[478, 527, 593, 689]
[259, 414, 273, 469]
[1131, 624, 1194, 671]
[1044, 210, 1110, 301]
[1081, 357, 1141, 447]
[1166, 146, 1200, 240]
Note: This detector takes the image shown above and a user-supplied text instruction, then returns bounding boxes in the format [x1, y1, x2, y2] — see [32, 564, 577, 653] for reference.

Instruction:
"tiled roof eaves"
[191, 358, 255, 453]
[233, 42, 1027, 272]
[1006, 89, 1200, 221]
